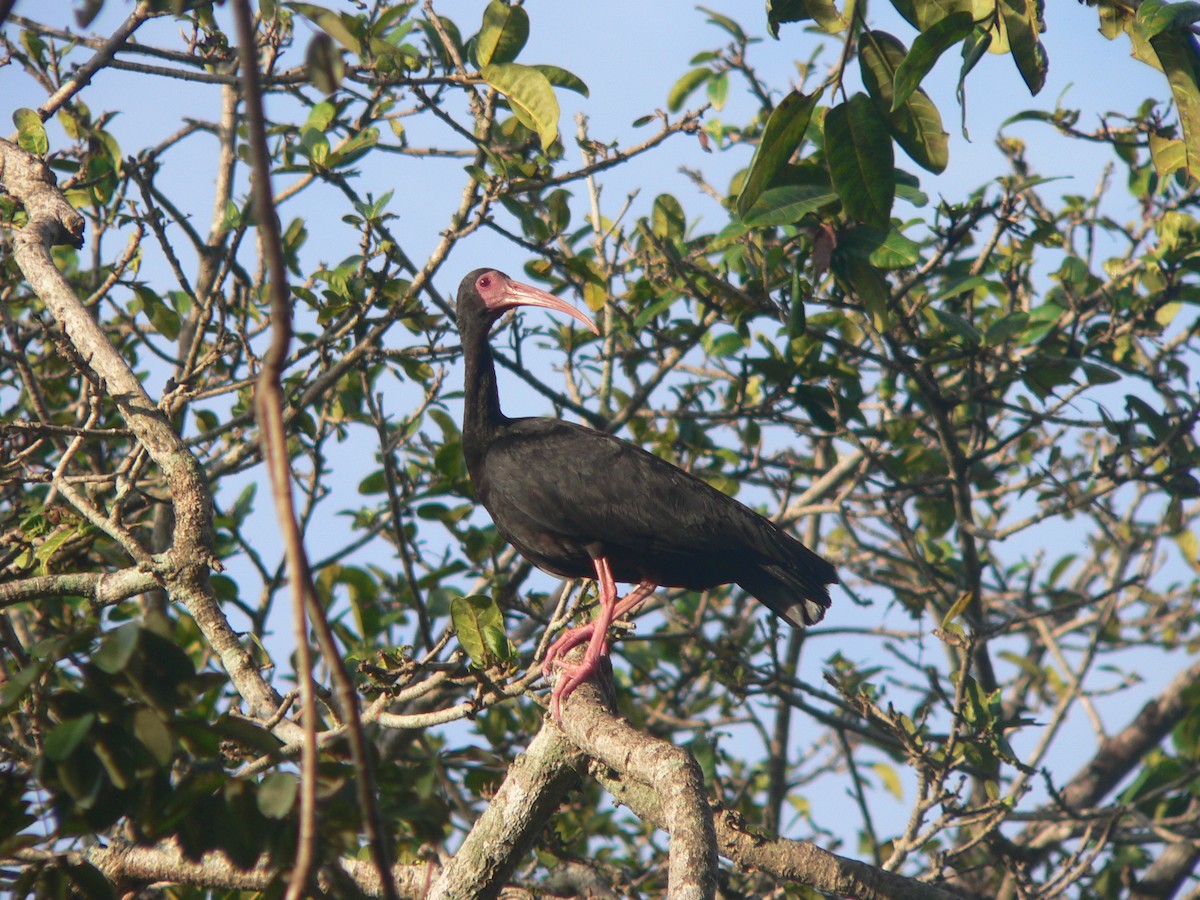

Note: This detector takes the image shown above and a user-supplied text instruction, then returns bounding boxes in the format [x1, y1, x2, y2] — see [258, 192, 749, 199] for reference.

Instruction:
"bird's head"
[457, 268, 600, 335]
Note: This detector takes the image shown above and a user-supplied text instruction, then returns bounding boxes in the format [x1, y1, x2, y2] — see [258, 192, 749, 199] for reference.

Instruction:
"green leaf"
[132, 708, 174, 766]
[451, 595, 507, 667]
[300, 126, 330, 166]
[735, 88, 822, 217]
[767, 0, 849, 34]
[892, 12, 975, 111]
[932, 307, 983, 344]
[652, 193, 687, 239]
[305, 32, 343, 93]
[933, 274, 989, 301]
[999, 0, 1048, 95]
[984, 311, 1030, 345]
[475, 0, 528, 65]
[741, 184, 838, 227]
[824, 93, 895, 227]
[288, 3, 364, 56]
[133, 286, 182, 340]
[860, 31, 949, 174]
[834, 254, 891, 328]
[1149, 131, 1187, 178]
[667, 68, 711, 112]
[481, 63, 559, 149]
[839, 224, 922, 268]
[44, 714, 95, 762]
[891, 0, 973, 30]
[871, 761, 904, 800]
[1151, 29, 1200, 182]
[1174, 529, 1200, 574]
[93, 623, 141, 674]
[533, 64, 589, 97]
[707, 71, 730, 111]
[12, 108, 48, 156]
[957, 27, 993, 139]
[941, 591, 974, 628]
[1136, 0, 1200, 40]
[258, 772, 299, 819]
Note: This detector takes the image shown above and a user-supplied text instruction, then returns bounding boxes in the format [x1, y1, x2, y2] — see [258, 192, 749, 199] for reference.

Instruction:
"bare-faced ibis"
[457, 268, 837, 720]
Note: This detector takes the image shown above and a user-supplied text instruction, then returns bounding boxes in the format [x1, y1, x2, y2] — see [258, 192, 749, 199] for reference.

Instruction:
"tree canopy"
[1, 1, 1199, 897]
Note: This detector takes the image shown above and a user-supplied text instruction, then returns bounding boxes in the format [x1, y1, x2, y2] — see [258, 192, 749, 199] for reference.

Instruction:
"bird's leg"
[546, 562, 657, 720]
[541, 577, 656, 680]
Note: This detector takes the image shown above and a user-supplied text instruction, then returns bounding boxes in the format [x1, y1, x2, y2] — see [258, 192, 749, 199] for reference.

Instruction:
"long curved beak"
[497, 277, 601, 336]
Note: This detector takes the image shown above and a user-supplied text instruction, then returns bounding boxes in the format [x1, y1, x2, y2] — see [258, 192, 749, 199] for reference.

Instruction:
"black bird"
[457, 268, 837, 719]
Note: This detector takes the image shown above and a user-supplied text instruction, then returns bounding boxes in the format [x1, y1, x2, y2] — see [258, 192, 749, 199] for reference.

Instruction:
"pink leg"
[544, 562, 656, 721]
[542, 578, 655, 679]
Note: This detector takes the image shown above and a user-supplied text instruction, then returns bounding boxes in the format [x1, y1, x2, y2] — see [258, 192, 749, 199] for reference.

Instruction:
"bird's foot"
[541, 580, 655, 682]
[547, 641, 607, 722]
[541, 622, 596, 681]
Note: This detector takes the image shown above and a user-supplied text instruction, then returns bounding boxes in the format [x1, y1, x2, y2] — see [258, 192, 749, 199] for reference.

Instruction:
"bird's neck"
[461, 321, 507, 469]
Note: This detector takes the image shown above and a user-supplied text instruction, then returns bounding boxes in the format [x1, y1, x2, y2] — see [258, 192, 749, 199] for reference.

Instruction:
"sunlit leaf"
[451, 595, 507, 667]
[93, 623, 141, 674]
[533, 64, 589, 97]
[741, 184, 838, 226]
[12, 108, 48, 156]
[1135, 0, 1200, 40]
[652, 193, 687, 239]
[824, 93, 895, 227]
[288, 2, 364, 56]
[481, 63, 559, 148]
[258, 772, 299, 819]
[891, 0, 973, 30]
[839, 224, 921, 268]
[475, 0, 528, 65]
[668, 68, 711, 112]
[1149, 131, 1187, 178]
[1150, 28, 1200, 181]
[999, 0, 1048, 94]
[942, 591, 974, 628]
[44, 714, 95, 762]
[766, 0, 849, 34]
[892, 12, 974, 111]
[860, 31, 949, 174]
[736, 88, 822, 217]
[871, 761, 904, 800]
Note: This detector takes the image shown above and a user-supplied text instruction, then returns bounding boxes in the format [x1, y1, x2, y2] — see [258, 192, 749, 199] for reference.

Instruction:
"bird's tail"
[737, 545, 837, 628]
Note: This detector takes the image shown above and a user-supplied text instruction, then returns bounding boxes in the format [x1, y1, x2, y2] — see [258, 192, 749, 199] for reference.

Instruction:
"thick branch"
[427, 722, 586, 900]
[0, 568, 157, 609]
[558, 678, 720, 900]
[76, 840, 429, 895]
[561, 680, 965, 899]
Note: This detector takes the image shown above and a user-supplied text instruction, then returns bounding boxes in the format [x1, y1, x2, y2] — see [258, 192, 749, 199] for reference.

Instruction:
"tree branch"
[427, 722, 586, 900]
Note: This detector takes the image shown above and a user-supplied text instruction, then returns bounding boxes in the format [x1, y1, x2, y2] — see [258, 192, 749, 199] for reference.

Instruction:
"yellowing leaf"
[1151, 29, 1200, 182]
[942, 591, 974, 629]
[481, 63, 559, 149]
[871, 762, 904, 800]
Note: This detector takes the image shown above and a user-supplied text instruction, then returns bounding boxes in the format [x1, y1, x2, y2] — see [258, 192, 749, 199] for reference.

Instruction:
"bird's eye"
[478, 275, 492, 289]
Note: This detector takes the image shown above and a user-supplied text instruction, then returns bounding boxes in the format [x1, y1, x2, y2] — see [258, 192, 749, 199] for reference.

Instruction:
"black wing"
[478, 418, 835, 624]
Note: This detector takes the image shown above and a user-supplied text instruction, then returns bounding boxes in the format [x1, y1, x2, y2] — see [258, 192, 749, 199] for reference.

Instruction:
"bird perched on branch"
[456, 268, 837, 720]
